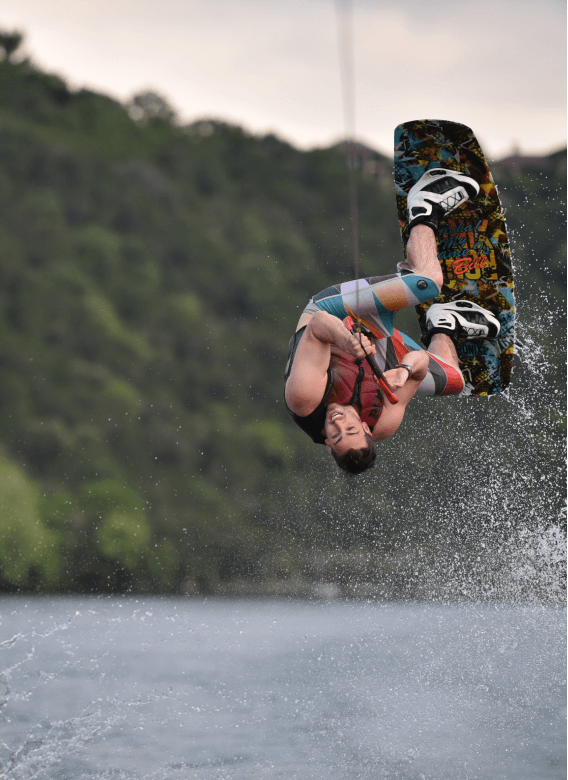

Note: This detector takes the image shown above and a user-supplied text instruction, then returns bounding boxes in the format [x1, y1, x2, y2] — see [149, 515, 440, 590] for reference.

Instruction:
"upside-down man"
[284, 169, 501, 474]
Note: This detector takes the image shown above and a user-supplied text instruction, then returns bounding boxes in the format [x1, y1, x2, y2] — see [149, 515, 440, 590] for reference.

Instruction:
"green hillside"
[0, 48, 564, 596]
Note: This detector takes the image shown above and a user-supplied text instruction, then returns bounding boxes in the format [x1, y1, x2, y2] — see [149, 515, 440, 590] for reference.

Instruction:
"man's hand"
[309, 311, 376, 358]
[383, 350, 429, 390]
[383, 366, 412, 390]
[341, 331, 376, 359]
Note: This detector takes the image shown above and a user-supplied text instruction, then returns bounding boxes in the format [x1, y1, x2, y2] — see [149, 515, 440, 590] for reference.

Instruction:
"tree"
[0, 30, 23, 62]
[127, 90, 177, 124]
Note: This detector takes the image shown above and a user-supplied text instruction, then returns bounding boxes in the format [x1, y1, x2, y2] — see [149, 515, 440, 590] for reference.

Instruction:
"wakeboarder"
[284, 170, 501, 474]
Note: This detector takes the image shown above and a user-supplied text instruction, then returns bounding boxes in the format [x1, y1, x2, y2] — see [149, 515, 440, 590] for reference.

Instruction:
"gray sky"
[2, 0, 566, 158]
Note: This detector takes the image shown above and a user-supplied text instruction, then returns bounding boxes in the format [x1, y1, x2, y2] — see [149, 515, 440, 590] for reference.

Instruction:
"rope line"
[335, 7, 397, 402]
[335, 0, 361, 303]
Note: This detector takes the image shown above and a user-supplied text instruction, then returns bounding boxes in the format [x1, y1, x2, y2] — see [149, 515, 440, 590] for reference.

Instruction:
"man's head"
[324, 403, 376, 474]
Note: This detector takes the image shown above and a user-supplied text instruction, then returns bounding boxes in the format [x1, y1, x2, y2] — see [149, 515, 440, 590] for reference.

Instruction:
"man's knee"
[428, 266, 443, 290]
[399, 272, 441, 304]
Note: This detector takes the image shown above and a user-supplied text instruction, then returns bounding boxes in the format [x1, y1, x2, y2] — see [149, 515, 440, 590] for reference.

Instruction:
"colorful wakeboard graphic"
[394, 119, 515, 396]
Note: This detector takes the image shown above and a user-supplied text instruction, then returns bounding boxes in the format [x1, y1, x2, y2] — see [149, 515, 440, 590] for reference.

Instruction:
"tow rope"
[335, 0, 360, 299]
[335, 3, 399, 407]
[343, 316, 399, 405]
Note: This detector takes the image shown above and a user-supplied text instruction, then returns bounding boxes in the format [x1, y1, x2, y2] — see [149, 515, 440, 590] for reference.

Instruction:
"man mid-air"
[284, 169, 501, 474]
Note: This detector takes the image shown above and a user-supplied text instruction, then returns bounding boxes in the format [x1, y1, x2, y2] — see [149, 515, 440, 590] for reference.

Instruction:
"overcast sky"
[2, 0, 566, 158]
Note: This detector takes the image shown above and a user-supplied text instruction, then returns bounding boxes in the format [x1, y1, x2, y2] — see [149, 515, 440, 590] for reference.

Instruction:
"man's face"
[324, 403, 371, 456]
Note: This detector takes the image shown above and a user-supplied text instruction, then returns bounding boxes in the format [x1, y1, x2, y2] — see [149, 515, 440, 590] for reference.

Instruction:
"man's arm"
[285, 311, 375, 417]
[371, 350, 429, 441]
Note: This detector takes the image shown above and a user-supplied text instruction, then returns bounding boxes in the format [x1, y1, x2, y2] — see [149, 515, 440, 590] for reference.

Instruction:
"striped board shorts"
[301, 272, 464, 397]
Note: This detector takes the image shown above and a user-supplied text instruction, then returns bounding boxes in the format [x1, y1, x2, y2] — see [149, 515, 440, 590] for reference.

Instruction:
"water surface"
[0, 597, 565, 779]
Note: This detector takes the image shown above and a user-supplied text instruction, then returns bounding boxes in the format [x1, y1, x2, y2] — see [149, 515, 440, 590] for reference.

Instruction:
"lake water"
[0, 597, 565, 779]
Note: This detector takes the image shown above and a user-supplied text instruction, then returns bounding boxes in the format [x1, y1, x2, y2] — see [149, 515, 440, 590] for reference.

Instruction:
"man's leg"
[428, 332, 460, 372]
[404, 224, 486, 385]
[405, 225, 443, 289]
[303, 231, 442, 338]
[392, 327, 464, 396]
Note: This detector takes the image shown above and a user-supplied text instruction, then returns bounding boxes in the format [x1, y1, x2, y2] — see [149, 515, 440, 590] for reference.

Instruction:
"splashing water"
[277, 280, 566, 606]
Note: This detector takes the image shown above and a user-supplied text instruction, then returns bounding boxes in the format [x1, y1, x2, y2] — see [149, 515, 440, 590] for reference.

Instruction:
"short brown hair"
[330, 433, 376, 474]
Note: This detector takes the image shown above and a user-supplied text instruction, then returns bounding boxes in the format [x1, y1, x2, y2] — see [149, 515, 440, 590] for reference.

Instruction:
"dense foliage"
[0, 51, 564, 594]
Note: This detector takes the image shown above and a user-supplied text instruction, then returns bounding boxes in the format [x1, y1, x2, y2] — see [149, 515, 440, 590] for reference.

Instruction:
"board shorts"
[300, 271, 464, 397]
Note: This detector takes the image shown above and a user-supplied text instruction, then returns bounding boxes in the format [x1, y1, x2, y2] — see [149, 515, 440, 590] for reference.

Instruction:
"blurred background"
[1, 0, 567, 157]
[0, 0, 565, 598]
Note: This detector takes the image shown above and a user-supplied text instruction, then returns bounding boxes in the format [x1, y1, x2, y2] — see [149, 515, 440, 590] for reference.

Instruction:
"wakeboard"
[394, 119, 515, 396]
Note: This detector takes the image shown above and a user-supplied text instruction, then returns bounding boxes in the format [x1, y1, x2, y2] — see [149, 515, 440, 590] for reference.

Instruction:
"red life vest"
[327, 353, 384, 428]
[284, 324, 385, 444]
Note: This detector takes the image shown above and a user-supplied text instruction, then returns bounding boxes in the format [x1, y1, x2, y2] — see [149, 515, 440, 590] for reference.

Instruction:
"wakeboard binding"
[422, 300, 501, 348]
[406, 168, 480, 235]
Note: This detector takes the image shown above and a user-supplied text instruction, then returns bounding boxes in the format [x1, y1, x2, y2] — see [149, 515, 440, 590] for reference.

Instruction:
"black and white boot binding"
[406, 169, 480, 234]
[422, 300, 500, 347]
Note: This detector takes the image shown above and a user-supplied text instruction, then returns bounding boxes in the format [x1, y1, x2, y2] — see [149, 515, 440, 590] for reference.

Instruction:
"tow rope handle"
[343, 316, 400, 405]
